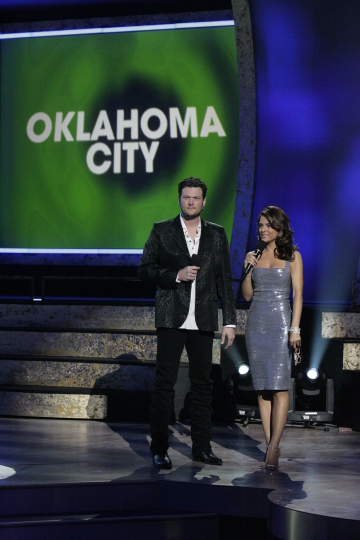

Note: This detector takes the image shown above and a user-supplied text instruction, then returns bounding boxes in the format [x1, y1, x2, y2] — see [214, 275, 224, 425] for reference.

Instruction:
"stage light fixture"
[306, 367, 319, 380]
[227, 366, 259, 426]
[236, 362, 250, 376]
[288, 368, 334, 424]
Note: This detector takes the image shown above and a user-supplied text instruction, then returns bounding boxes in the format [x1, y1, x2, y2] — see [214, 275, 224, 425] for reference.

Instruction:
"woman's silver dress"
[245, 261, 292, 391]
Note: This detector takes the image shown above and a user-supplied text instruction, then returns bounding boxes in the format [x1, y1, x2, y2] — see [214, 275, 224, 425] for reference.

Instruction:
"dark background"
[1, 0, 359, 306]
[0, 0, 232, 23]
[1, 0, 359, 428]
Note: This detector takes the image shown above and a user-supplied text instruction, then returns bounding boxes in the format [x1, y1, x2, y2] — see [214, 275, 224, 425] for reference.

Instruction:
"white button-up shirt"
[176, 214, 236, 332]
[179, 214, 201, 330]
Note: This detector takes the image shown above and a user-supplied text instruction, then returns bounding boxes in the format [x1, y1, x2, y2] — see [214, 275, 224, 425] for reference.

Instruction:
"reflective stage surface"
[0, 418, 359, 539]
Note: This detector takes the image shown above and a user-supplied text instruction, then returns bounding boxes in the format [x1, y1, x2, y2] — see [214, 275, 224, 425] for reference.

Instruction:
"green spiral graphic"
[1, 27, 239, 249]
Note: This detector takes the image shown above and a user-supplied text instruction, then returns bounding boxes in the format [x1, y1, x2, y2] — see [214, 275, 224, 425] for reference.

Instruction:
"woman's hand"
[242, 251, 258, 301]
[290, 252, 303, 351]
[289, 331, 301, 350]
[244, 251, 259, 273]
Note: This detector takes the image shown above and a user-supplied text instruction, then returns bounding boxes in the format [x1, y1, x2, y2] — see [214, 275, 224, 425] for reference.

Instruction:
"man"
[138, 177, 236, 469]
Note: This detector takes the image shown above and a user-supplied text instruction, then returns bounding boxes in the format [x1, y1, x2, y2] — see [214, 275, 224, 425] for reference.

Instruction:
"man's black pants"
[150, 327, 214, 455]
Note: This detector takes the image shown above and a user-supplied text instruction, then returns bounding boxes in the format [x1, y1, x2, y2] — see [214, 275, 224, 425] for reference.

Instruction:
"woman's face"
[258, 215, 279, 244]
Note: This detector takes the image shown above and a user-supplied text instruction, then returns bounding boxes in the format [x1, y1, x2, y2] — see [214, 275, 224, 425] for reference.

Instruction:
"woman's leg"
[266, 390, 289, 467]
[258, 391, 272, 445]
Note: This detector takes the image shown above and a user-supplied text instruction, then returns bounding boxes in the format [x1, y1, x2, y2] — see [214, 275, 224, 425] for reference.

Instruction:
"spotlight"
[221, 337, 259, 425]
[236, 362, 250, 377]
[306, 367, 319, 380]
[288, 368, 334, 424]
[226, 366, 259, 426]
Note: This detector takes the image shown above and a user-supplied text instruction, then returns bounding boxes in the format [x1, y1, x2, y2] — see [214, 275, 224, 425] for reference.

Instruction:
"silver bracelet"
[289, 327, 301, 334]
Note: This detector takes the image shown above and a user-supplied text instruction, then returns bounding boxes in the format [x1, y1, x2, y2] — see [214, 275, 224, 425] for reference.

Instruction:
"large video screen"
[0, 23, 239, 252]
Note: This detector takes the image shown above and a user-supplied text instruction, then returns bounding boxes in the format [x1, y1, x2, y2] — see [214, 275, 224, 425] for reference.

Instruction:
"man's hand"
[221, 327, 235, 350]
[178, 266, 200, 282]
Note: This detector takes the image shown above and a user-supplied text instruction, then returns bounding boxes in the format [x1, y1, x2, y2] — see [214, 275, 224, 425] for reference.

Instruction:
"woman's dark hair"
[257, 206, 298, 261]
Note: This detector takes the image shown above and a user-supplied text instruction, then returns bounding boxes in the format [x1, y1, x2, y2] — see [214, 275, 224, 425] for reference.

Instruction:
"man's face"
[179, 187, 206, 220]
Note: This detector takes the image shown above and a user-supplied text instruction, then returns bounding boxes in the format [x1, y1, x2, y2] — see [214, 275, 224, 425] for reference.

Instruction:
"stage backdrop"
[1, 0, 360, 307]
[248, 0, 360, 306]
[0, 25, 239, 250]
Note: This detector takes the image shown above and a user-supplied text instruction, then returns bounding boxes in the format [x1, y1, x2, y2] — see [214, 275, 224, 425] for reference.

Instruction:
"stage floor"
[0, 417, 359, 539]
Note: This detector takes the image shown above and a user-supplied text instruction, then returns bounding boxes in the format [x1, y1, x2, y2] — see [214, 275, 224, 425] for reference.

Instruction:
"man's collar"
[180, 214, 202, 230]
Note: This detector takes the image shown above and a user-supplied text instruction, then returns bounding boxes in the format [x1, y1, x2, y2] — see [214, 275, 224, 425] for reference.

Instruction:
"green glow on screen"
[0, 26, 239, 249]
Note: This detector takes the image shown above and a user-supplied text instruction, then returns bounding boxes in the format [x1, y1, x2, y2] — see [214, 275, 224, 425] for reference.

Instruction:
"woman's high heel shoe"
[264, 446, 280, 471]
[258, 445, 269, 470]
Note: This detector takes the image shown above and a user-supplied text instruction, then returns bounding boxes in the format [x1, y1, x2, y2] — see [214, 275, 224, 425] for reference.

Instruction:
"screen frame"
[0, 18, 236, 256]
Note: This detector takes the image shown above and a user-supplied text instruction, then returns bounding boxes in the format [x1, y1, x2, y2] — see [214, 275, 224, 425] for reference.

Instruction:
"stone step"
[0, 386, 157, 421]
[0, 385, 153, 421]
[0, 303, 235, 419]
[0, 304, 247, 334]
[343, 343, 360, 370]
[322, 312, 360, 339]
[0, 387, 107, 419]
[0, 331, 221, 363]
[0, 353, 155, 363]
[0, 305, 157, 331]
[0, 359, 191, 420]
[0, 358, 156, 389]
[0, 330, 158, 360]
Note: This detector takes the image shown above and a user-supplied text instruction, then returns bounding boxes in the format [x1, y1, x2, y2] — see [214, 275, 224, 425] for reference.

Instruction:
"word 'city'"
[27, 107, 226, 175]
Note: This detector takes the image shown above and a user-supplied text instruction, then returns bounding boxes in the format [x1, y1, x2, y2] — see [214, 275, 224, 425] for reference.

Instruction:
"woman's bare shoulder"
[290, 251, 303, 269]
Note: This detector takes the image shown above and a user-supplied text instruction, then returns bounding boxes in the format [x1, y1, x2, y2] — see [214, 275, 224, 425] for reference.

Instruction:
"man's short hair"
[178, 177, 207, 199]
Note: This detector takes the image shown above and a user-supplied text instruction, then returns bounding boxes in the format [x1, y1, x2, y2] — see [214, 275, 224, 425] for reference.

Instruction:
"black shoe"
[152, 452, 172, 469]
[193, 449, 223, 465]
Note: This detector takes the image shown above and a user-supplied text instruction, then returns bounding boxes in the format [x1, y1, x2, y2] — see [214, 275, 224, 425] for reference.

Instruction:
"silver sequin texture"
[245, 261, 292, 390]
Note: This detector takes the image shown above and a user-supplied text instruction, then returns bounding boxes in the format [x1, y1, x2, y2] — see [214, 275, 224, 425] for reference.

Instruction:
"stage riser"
[0, 303, 242, 419]
[1, 416, 359, 540]
[268, 497, 360, 540]
[343, 343, 360, 370]
[0, 305, 157, 331]
[0, 331, 158, 361]
[0, 479, 217, 540]
[322, 312, 360, 339]
[0, 392, 106, 419]
[322, 312, 360, 373]
[0, 360, 156, 389]
[0, 304, 247, 334]
[0, 481, 158, 517]
[0, 362, 190, 420]
[158, 481, 270, 519]
[0, 332, 221, 363]
[0, 515, 218, 540]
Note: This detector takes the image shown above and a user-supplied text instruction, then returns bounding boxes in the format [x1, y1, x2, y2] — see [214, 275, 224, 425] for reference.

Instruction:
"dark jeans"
[150, 328, 214, 455]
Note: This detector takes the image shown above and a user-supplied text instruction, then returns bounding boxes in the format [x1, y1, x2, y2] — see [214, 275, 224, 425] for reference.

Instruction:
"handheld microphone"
[244, 240, 267, 276]
[190, 254, 200, 266]
[185, 254, 200, 291]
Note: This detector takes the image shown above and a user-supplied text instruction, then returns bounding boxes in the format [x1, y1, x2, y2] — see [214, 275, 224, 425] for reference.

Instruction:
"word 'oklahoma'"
[27, 106, 226, 175]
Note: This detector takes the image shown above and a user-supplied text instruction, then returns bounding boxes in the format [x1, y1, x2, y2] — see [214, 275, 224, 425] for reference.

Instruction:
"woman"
[242, 206, 303, 470]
